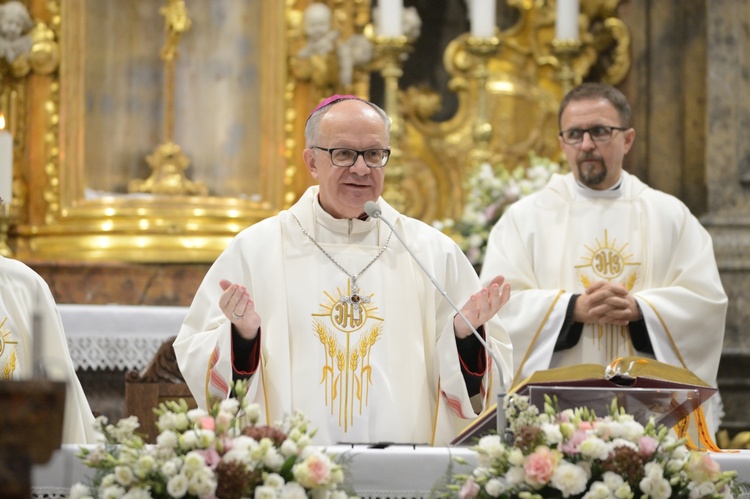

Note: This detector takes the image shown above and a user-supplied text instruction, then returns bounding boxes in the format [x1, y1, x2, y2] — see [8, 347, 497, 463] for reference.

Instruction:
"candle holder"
[551, 38, 583, 96]
[464, 35, 502, 168]
[373, 35, 412, 211]
[0, 200, 14, 258]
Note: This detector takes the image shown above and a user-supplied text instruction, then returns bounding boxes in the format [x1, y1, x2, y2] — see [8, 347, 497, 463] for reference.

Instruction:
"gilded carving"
[6, 0, 629, 263]
[395, 0, 631, 221]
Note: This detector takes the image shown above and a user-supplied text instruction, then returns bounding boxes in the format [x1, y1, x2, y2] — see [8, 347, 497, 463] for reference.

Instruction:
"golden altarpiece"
[0, 0, 631, 265]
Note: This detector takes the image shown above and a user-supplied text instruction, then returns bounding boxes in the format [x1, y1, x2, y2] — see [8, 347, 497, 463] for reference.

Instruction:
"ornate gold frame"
[6, 0, 630, 263]
[12, 0, 289, 263]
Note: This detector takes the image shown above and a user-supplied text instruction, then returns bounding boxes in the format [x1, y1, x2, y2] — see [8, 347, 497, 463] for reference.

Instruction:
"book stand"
[451, 385, 707, 446]
[524, 385, 703, 428]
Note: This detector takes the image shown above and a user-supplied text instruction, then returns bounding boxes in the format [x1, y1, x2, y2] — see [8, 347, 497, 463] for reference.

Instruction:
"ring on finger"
[232, 311, 244, 320]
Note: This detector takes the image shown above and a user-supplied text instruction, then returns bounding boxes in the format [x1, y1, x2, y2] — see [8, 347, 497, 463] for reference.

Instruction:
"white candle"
[470, 0, 496, 38]
[377, 0, 403, 37]
[555, 0, 580, 40]
[0, 115, 11, 206]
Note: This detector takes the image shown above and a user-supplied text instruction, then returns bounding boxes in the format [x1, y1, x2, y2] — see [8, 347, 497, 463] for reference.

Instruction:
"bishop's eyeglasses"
[313, 146, 391, 168]
[559, 125, 628, 145]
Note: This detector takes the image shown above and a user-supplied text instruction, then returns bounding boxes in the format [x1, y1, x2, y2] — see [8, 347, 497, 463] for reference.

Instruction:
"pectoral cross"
[340, 278, 370, 321]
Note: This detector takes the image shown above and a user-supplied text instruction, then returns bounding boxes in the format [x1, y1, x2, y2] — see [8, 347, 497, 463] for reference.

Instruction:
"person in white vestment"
[480, 83, 727, 439]
[175, 95, 514, 446]
[0, 255, 97, 443]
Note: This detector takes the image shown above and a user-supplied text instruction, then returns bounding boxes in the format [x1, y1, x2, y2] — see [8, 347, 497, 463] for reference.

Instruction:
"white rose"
[122, 488, 152, 499]
[505, 466, 525, 486]
[220, 398, 240, 414]
[484, 478, 506, 497]
[263, 447, 286, 471]
[508, 448, 525, 467]
[156, 429, 179, 449]
[540, 422, 563, 445]
[688, 481, 717, 498]
[280, 438, 300, 457]
[579, 436, 610, 461]
[279, 482, 308, 499]
[550, 462, 588, 498]
[157, 412, 178, 431]
[639, 476, 672, 499]
[174, 412, 190, 431]
[243, 403, 261, 423]
[581, 481, 610, 499]
[182, 451, 206, 472]
[99, 485, 126, 499]
[264, 472, 286, 488]
[134, 455, 156, 478]
[254, 485, 277, 499]
[68, 483, 92, 499]
[113, 465, 134, 486]
[180, 431, 199, 449]
[187, 407, 209, 422]
[188, 470, 218, 497]
[167, 473, 189, 498]
[160, 459, 179, 477]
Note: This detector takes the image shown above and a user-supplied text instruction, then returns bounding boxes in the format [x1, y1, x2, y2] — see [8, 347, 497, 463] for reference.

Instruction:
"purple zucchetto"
[306, 94, 365, 122]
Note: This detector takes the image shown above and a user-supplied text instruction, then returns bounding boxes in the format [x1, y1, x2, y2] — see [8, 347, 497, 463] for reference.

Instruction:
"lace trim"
[67, 336, 170, 371]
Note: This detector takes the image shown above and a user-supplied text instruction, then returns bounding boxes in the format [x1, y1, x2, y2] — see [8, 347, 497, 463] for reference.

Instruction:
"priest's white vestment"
[175, 186, 513, 446]
[480, 172, 727, 434]
[0, 256, 97, 444]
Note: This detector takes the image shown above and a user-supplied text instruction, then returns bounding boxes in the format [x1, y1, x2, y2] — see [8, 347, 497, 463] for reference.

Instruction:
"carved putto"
[0, 1, 32, 66]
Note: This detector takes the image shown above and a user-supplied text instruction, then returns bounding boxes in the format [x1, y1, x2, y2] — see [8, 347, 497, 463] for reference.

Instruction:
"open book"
[451, 357, 716, 446]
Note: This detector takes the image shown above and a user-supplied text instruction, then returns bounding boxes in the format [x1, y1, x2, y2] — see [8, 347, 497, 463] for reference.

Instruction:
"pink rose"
[638, 436, 659, 458]
[197, 447, 221, 470]
[199, 416, 215, 431]
[578, 421, 593, 431]
[459, 476, 480, 499]
[306, 455, 331, 485]
[524, 447, 558, 486]
[560, 429, 588, 454]
[685, 452, 722, 483]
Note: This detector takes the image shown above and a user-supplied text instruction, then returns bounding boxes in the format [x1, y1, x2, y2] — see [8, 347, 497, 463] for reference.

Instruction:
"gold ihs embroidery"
[575, 230, 641, 358]
[0, 316, 19, 379]
[313, 279, 383, 432]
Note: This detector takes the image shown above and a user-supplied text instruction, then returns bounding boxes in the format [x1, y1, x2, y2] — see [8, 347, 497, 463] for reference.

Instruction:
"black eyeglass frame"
[558, 125, 629, 145]
[312, 146, 391, 168]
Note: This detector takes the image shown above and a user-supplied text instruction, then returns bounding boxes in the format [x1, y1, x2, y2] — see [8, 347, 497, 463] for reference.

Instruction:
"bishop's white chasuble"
[176, 187, 513, 446]
[0, 256, 97, 444]
[480, 172, 727, 436]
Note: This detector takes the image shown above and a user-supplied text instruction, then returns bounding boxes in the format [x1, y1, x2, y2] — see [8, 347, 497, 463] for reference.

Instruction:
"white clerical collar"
[312, 194, 377, 237]
[573, 175, 624, 200]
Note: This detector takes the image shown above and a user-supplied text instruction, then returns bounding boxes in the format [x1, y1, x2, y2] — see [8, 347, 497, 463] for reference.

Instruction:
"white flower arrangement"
[437, 395, 744, 499]
[433, 154, 563, 268]
[71, 380, 355, 499]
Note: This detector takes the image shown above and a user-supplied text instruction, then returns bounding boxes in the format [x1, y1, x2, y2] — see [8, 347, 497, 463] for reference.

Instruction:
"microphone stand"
[364, 201, 508, 437]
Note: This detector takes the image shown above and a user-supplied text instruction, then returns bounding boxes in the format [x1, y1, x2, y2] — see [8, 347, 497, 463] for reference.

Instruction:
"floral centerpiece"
[433, 154, 563, 268]
[438, 395, 744, 499]
[70, 380, 356, 499]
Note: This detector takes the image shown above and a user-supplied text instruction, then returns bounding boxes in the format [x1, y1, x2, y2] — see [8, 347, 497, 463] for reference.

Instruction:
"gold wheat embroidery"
[2, 349, 16, 380]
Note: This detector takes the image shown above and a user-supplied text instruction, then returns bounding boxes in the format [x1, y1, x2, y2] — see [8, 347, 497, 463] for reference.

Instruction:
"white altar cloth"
[31, 444, 750, 499]
[59, 304, 188, 371]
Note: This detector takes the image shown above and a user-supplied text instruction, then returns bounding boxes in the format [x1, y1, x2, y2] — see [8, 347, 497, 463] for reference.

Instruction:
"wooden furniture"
[124, 336, 196, 443]
[0, 380, 65, 499]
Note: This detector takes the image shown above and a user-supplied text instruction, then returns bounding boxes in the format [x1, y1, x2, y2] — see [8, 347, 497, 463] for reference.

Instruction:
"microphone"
[364, 201, 507, 437]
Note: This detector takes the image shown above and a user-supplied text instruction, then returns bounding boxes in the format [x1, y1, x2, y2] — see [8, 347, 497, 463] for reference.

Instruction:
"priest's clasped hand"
[574, 281, 641, 326]
[219, 279, 260, 340]
[453, 274, 511, 339]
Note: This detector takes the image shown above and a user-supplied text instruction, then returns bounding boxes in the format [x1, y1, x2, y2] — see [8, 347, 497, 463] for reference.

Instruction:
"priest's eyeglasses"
[559, 125, 628, 145]
[313, 146, 391, 168]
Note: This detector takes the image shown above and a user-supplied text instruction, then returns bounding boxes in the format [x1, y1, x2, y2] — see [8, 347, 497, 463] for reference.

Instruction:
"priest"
[175, 95, 514, 446]
[0, 255, 97, 443]
[480, 83, 727, 439]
